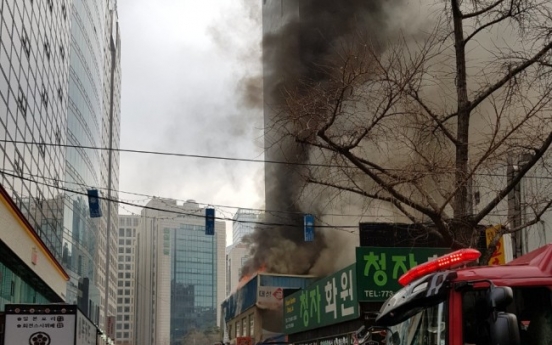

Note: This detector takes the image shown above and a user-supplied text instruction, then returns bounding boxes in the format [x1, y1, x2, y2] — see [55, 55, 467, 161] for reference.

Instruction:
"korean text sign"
[284, 264, 359, 334]
[4, 313, 76, 344]
[355, 247, 450, 301]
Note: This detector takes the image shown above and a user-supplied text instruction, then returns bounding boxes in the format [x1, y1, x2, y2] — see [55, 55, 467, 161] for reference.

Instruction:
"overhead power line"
[2, 139, 552, 181]
[1, 167, 403, 219]
[0, 169, 361, 231]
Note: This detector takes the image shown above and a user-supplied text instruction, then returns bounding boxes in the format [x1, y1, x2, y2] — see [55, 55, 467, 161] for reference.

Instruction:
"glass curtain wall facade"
[63, 0, 121, 330]
[99, 3, 121, 327]
[232, 208, 263, 244]
[0, 0, 121, 327]
[0, 1, 70, 260]
[63, 0, 107, 325]
[170, 224, 218, 342]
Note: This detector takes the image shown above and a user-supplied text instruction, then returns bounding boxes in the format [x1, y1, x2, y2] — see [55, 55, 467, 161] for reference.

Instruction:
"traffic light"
[304, 214, 314, 241]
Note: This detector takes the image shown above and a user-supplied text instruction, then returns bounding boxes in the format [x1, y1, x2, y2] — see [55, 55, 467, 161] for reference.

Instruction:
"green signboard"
[284, 264, 359, 334]
[356, 247, 450, 301]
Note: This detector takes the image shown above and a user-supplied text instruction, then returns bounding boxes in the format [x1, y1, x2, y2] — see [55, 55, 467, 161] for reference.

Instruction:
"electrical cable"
[4, 166, 551, 225]
[3, 167, 415, 220]
[0, 169, 363, 230]
[4, 139, 552, 180]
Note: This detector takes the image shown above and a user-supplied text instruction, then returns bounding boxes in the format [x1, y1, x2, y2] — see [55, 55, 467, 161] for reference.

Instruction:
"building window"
[249, 314, 254, 337]
[17, 87, 27, 117]
[38, 136, 46, 158]
[55, 128, 61, 144]
[44, 40, 51, 60]
[14, 157, 23, 177]
[21, 28, 30, 58]
[40, 84, 48, 108]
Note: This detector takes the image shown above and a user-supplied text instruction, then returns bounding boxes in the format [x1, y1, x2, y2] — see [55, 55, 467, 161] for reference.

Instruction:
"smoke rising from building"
[239, 0, 403, 278]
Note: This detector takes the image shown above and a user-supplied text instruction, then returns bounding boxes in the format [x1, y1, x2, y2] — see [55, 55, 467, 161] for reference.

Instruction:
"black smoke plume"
[240, 0, 400, 278]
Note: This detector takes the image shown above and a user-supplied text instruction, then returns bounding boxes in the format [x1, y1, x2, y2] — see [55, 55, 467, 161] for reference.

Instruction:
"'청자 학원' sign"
[355, 247, 450, 302]
[284, 264, 359, 334]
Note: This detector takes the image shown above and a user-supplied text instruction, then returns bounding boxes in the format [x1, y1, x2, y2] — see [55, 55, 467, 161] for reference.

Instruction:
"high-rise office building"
[225, 242, 249, 296]
[134, 198, 226, 345]
[62, 0, 121, 331]
[0, 0, 121, 333]
[232, 208, 262, 244]
[116, 214, 139, 345]
[98, 0, 122, 331]
[63, 0, 121, 330]
[226, 209, 262, 297]
[0, 0, 72, 308]
[0, 0, 70, 268]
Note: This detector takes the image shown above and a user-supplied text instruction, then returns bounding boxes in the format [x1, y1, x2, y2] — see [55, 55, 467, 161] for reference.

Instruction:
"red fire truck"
[357, 245, 552, 345]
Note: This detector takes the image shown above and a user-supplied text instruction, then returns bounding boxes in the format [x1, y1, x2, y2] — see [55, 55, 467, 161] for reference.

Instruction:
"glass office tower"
[0, 0, 70, 259]
[0, 0, 121, 331]
[170, 223, 218, 341]
[63, 0, 106, 323]
[135, 199, 225, 345]
[64, 0, 121, 329]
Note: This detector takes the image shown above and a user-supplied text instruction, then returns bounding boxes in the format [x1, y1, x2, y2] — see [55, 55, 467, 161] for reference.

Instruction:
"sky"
[116, 0, 264, 246]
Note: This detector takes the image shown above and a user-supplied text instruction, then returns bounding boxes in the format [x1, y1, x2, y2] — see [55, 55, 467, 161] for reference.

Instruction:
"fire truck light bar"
[398, 248, 481, 286]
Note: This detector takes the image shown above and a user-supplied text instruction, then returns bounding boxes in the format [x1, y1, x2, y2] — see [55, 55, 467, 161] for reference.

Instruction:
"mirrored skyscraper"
[0, 0, 121, 334]
[64, 0, 121, 330]
[0, 0, 70, 261]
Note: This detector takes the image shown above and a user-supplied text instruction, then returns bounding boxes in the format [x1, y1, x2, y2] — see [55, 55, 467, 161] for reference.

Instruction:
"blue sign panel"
[205, 208, 215, 235]
[87, 189, 102, 218]
[304, 214, 314, 242]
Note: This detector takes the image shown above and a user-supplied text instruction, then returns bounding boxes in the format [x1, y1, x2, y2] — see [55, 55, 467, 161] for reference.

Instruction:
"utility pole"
[508, 153, 534, 258]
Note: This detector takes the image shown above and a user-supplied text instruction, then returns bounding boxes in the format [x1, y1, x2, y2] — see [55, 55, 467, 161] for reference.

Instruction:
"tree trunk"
[451, 0, 473, 245]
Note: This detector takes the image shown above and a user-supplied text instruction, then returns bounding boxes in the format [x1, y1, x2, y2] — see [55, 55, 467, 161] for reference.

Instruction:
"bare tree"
[266, 0, 552, 262]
